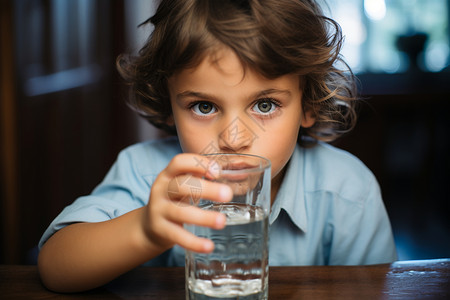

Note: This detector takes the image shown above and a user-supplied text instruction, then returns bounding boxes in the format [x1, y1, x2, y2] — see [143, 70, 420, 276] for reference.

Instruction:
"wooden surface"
[0, 259, 448, 299]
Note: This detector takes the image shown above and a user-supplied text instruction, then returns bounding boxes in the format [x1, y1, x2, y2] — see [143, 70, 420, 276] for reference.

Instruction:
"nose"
[218, 117, 257, 153]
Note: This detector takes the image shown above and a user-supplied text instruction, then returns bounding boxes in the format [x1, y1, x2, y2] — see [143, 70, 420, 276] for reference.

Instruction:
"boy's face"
[168, 47, 315, 194]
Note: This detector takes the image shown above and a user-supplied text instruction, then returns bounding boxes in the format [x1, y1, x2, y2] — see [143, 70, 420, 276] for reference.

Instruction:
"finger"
[164, 153, 221, 179]
[166, 204, 227, 230]
[167, 175, 232, 204]
[162, 219, 215, 253]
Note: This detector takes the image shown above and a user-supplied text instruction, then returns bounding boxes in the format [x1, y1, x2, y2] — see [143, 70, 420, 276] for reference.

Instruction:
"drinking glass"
[185, 153, 271, 300]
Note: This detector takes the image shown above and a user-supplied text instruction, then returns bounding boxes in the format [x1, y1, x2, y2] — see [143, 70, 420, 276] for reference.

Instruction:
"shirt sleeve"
[38, 147, 154, 249]
[327, 175, 398, 265]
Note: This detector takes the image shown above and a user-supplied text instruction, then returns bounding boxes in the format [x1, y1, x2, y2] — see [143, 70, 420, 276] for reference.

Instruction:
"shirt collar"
[269, 145, 307, 232]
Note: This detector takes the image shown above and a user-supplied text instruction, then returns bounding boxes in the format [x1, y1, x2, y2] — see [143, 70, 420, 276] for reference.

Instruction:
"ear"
[301, 109, 315, 128]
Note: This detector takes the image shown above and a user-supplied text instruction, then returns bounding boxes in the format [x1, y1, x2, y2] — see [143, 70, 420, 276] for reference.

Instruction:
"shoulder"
[121, 136, 181, 157]
[302, 142, 379, 203]
[116, 136, 182, 176]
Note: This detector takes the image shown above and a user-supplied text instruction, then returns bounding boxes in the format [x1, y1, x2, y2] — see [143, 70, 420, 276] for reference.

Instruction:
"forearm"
[38, 207, 165, 292]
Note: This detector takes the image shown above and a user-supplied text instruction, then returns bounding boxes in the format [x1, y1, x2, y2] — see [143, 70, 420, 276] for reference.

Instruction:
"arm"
[38, 207, 153, 292]
[38, 153, 232, 292]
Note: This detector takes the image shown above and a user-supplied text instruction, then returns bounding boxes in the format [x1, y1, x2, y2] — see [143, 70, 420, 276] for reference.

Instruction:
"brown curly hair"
[117, 0, 358, 146]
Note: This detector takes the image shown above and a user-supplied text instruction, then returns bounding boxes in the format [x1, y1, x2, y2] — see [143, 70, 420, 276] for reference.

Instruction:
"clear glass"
[185, 153, 271, 300]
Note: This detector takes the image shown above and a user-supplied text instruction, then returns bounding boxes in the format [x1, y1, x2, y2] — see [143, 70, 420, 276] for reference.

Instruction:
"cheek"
[267, 135, 298, 178]
[171, 109, 200, 153]
[258, 121, 300, 178]
[175, 121, 215, 154]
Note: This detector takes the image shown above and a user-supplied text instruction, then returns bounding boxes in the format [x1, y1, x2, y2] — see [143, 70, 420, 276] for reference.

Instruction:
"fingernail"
[208, 161, 221, 178]
[204, 240, 214, 252]
[219, 185, 232, 201]
[216, 213, 226, 228]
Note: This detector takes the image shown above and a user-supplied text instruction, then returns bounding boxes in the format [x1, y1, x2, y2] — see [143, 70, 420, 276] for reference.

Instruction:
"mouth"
[202, 153, 270, 181]
[218, 162, 260, 184]
[223, 161, 257, 171]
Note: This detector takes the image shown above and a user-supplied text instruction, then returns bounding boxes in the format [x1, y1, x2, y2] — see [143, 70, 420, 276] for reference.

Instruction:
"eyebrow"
[255, 88, 292, 98]
[176, 91, 215, 101]
[176, 88, 292, 101]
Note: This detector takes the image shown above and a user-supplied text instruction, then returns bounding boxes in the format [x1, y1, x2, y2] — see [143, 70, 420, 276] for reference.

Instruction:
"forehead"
[168, 51, 301, 103]
[170, 46, 246, 85]
[169, 45, 302, 91]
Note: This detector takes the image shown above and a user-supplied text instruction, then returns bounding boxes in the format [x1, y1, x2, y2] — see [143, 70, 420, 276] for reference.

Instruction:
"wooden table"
[1, 259, 449, 299]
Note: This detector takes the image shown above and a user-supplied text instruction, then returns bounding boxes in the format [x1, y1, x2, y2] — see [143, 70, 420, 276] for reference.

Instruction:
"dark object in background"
[396, 32, 428, 71]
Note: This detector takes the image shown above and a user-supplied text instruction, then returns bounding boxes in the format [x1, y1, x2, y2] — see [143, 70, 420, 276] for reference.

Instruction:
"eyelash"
[188, 101, 217, 116]
[188, 98, 282, 117]
[252, 98, 282, 116]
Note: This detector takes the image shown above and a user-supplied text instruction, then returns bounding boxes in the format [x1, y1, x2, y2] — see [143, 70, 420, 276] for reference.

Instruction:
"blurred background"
[1, 0, 449, 264]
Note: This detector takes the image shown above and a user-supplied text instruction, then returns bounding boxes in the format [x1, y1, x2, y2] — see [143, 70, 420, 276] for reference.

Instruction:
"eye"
[252, 99, 278, 114]
[191, 102, 216, 115]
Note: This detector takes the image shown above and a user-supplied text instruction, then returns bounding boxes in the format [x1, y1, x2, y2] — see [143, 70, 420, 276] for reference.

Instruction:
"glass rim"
[201, 153, 271, 174]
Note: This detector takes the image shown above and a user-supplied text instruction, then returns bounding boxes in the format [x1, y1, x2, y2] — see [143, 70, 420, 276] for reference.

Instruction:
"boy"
[38, 0, 397, 292]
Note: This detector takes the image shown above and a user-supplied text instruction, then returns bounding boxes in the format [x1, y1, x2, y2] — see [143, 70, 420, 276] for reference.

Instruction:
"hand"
[142, 153, 232, 254]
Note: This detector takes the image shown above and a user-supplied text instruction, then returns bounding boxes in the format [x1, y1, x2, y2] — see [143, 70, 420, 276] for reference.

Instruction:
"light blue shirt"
[39, 137, 397, 266]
